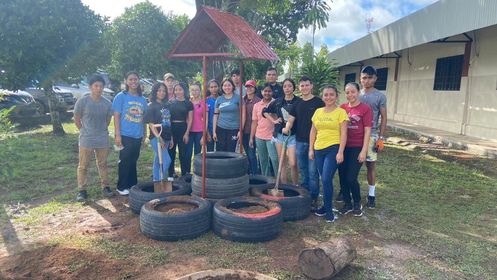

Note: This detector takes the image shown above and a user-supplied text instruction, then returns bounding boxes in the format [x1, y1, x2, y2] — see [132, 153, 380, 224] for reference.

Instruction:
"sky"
[81, 0, 439, 52]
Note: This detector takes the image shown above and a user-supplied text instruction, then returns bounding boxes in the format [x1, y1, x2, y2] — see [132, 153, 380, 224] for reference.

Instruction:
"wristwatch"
[379, 136, 385, 140]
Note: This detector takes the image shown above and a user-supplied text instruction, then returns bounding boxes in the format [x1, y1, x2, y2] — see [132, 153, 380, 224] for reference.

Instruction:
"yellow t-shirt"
[311, 107, 349, 150]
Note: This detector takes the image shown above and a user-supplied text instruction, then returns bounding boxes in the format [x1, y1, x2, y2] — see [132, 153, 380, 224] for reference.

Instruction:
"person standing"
[309, 85, 348, 222]
[205, 79, 220, 151]
[243, 80, 261, 175]
[338, 82, 372, 217]
[283, 76, 324, 211]
[112, 71, 148, 195]
[257, 67, 283, 100]
[74, 74, 113, 201]
[143, 83, 173, 184]
[163, 73, 176, 101]
[250, 83, 278, 176]
[213, 79, 244, 152]
[231, 69, 247, 97]
[263, 78, 300, 184]
[189, 82, 207, 156]
[359, 66, 387, 209]
[168, 82, 193, 179]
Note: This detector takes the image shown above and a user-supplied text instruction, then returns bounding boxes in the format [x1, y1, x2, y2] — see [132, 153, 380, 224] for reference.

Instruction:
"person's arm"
[359, 127, 371, 163]
[379, 107, 387, 139]
[308, 123, 317, 160]
[249, 119, 257, 148]
[282, 115, 295, 135]
[74, 113, 82, 130]
[113, 112, 122, 147]
[240, 102, 246, 132]
[212, 108, 220, 142]
[337, 121, 348, 164]
[184, 109, 193, 144]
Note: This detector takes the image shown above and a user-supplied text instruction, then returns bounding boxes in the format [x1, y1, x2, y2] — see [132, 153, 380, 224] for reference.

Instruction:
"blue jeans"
[315, 145, 339, 213]
[243, 133, 259, 175]
[296, 141, 319, 199]
[150, 137, 171, 182]
[189, 131, 203, 156]
[255, 138, 278, 177]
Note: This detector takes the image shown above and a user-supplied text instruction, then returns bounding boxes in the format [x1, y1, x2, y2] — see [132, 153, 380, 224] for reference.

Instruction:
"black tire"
[250, 184, 311, 221]
[213, 197, 283, 242]
[140, 195, 211, 241]
[248, 175, 276, 195]
[193, 152, 248, 179]
[129, 181, 191, 214]
[191, 174, 249, 199]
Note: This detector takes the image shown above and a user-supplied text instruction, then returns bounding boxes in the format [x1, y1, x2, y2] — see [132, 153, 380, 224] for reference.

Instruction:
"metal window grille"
[433, 55, 464, 91]
[375, 68, 388, 91]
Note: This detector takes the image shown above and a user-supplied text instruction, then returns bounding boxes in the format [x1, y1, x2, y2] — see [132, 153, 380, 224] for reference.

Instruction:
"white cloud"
[81, 0, 197, 19]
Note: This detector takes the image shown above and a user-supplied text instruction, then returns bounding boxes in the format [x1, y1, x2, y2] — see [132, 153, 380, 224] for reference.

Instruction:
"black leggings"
[168, 122, 192, 176]
[117, 135, 142, 190]
[338, 147, 364, 204]
[216, 126, 238, 152]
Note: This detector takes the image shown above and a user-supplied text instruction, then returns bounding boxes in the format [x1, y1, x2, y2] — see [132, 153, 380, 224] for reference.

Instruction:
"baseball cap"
[245, 80, 256, 87]
[163, 73, 175, 80]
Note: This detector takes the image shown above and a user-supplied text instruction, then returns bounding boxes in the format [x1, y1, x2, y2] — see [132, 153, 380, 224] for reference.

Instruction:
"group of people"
[74, 65, 387, 224]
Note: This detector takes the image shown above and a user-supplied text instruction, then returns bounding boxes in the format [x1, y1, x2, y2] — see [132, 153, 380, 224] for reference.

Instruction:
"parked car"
[54, 81, 114, 101]
[0, 89, 39, 124]
[24, 82, 76, 115]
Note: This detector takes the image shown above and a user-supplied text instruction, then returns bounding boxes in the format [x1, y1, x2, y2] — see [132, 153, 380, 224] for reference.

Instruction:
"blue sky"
[82, 0, 439, 52]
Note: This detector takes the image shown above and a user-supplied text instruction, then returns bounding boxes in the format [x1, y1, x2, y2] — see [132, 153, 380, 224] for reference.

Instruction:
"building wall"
[336, 25, 497, 140]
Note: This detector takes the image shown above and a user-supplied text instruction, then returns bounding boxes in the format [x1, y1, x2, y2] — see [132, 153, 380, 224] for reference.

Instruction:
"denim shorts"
[272, 133, 296, 147]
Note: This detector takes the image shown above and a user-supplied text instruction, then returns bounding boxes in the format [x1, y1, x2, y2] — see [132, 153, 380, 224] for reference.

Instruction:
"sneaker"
[76, 190, 88, 202]
[167, 177, 174, 182]
[310, 199, 319, 212]
[335, 191, 344, 202]
[338, 204, 353, 215]
[314, 207, 326, 217]
[325, 212, 337, 223]
[117, 188, 129, 196]
[367, 196, 376, 209]
[353, 203, 363, 217]
[102, 187, 114, 198]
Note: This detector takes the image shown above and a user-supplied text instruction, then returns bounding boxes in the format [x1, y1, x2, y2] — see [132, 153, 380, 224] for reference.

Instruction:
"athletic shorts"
[366, 134, 378, 162]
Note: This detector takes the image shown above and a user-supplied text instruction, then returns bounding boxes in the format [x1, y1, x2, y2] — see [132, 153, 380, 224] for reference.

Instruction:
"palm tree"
[302, 0, 331, 56]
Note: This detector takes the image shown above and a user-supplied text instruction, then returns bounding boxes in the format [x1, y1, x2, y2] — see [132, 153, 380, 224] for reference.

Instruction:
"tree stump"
[298, 238, 357, 279]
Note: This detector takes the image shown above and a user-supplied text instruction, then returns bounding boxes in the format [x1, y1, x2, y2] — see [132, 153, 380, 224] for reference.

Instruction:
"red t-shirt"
[340, 102, 373, 147]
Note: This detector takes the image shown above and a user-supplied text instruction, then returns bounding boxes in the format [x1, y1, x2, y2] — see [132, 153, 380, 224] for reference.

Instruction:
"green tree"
[0, 0, 108, 135]
[107, 2, 199, 82]
[302, 0, 331, 52]
[299, 45, 339, 96]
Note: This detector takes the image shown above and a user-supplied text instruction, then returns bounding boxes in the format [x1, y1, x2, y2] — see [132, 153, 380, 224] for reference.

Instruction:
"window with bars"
[433, 55, 464, 91]
[344, 73, 356, 89]
[375, 68, 388, 91]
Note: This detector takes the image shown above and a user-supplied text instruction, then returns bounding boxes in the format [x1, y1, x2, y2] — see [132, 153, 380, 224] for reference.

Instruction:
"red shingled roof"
[167, 6, 279, 61]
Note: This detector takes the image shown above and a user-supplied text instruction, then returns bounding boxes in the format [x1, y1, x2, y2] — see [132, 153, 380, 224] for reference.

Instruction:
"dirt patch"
[230, 205, 268, 214]
[197, 274, 257, 280]
[156, 202, 198, 213]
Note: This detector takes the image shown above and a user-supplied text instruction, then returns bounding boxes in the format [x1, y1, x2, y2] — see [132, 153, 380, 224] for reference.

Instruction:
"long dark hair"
[282, 78, 296, 92]
[150, 82, 167, 104]
[173, 82, 190, 100]
[207, 79, 221, 97]
[124, 71, 143, 96]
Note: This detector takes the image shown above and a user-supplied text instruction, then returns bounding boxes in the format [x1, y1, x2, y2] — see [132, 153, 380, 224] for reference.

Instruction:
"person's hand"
[282, 127, 289, 135]
[114, 135, 122, 147]
[273, 117, 283, 125]
[358, 151, 367, 163]
[183, 133, 189, 144]
[375, 138, 385, 152]
[169, 140, 174, 149]
[212, 132, 217, 142]
[207, 133, 212, 142]
[336, 152, 344, 164]
[249, 139, 254, 148]
[308, 149, 314, 160]
[160, 139, 166, 149]
[237, 131, 241, 140]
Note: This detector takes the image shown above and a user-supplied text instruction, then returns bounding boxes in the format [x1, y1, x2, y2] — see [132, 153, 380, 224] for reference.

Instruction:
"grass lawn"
[0, 122, 496, 279]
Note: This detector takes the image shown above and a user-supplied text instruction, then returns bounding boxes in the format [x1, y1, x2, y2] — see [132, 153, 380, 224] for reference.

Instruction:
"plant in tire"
[140, 195, 211, 241]
[213, 197, 283, 243]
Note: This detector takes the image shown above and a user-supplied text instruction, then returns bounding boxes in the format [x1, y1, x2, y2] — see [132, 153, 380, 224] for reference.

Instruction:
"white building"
[328, 0, 497, 140]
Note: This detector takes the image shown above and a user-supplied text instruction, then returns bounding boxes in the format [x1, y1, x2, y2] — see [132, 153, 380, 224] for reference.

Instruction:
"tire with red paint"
[129, 181, 191, 214]
[250, 184, 311, 221]
[248, 175, 276, 195]
[212, 197, 283, 242]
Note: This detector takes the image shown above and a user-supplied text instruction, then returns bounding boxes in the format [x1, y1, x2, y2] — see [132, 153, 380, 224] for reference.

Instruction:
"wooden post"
[298, 238, 357, 279]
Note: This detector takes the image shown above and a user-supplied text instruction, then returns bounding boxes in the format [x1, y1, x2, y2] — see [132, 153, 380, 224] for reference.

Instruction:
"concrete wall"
[336, 24, 497, 140]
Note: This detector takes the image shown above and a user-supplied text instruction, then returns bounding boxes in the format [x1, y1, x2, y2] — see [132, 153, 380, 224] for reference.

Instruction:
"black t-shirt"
[264, 95, 302, 136]
[256, 83, 283, 100]
[169, 99, 194, 122]
[289, 96, 325, 143]
[143, 101, 172, 141]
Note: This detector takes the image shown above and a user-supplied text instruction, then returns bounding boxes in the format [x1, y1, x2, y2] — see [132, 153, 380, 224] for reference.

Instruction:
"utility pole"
[366, 17, 374, 33]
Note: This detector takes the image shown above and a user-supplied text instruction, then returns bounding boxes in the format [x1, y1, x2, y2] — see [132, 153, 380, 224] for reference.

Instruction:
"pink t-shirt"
[252, 100, 274, 140]
[340, 102, 373, 147]
[191, 100, 207, 132]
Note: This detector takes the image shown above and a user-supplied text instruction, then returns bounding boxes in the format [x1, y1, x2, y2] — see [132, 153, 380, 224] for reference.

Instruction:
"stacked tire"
[192, 152, 249, 200]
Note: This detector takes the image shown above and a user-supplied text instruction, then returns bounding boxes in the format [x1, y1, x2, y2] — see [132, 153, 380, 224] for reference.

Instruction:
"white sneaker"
[117, 188, 129, 196]
[167, 177, 174, 182]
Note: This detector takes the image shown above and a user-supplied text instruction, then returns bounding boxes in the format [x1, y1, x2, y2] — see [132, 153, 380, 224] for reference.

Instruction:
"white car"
[54, 81, 114, 101]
